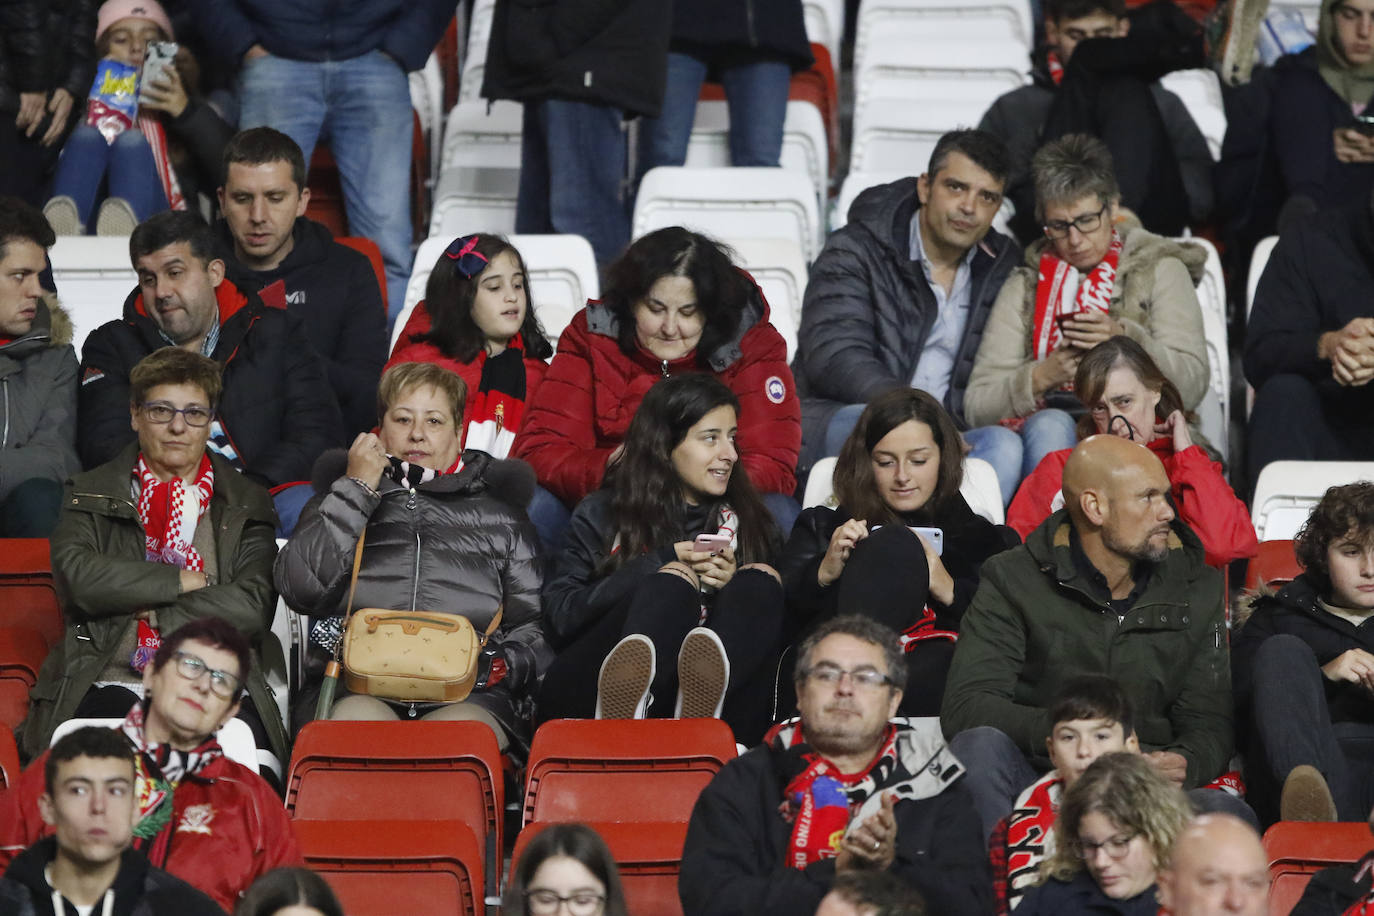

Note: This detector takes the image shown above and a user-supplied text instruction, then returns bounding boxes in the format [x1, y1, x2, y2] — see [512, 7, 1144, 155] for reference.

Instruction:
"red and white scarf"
[463, 337, 529, 458]
[1030, 230, 1123, 362]
[136, 111, 186, 212]
[136, 452, 214, 572]
[1004, 772, 1064, 910]
[119, 703, 223, 866]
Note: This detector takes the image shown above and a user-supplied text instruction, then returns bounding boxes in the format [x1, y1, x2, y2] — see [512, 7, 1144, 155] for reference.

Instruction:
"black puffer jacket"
[793, 179, 1020, 466]
[0, 0, 98, 113]
[275, 448, 551, 745]
[482, 0, 672, 118]
[670, 0, 813, 71]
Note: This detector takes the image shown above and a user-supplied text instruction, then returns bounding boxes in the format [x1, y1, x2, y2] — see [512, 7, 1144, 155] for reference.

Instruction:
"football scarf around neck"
[382, 453, 464, 489]
[1004, 772, 1064, 910]
[136, 452, 214, 572]
[464, 339, 528, 458]
[119, 703, 224, 862]
[1030, 229, 1123, 363]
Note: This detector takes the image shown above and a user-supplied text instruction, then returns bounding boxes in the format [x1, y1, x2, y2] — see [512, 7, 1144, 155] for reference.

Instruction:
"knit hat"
[96, 0, 174, 43]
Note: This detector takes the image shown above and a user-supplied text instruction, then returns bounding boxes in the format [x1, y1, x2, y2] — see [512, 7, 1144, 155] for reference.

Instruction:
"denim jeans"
[238, 50, 414, 320]
[639, 52, 791, 172]
[52, 125, 169, 230]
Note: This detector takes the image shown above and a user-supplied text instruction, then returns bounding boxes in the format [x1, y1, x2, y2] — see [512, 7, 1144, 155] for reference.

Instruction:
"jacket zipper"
[2, 378, 8, 448]
[661, 359, 670, 378]
[70, 490, 140, 514]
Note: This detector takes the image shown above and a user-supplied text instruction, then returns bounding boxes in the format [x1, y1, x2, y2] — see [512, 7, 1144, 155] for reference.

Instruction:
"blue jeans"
[639, 52, 791, 172]
[517, 99, 630, 269]
[965, 408, 1078, 507]
[527, 485, 574, 559]
[272, 483, 314, 539]
[52, 125, 169, 230]
[238, 50, 414, 320]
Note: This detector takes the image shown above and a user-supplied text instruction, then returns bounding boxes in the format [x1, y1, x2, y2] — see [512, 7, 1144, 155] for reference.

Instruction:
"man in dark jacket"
[193, 0, 452, 315]
[482, 0, 671, 267]
[1244, 202, 1374, 486]
[217, 127, 385, 437]
[0, 198, 81, 536]
[941, 435, 1244, 838]
[679, 615, 992, 916]
[0, 726, 225, 916]
[77, 209, 343, 533]
[793, 129, 1023, 502]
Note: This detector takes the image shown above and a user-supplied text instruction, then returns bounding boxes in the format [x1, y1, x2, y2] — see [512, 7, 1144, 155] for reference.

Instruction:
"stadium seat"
[50, 717, 260, 772]
[409, 53, 446, 186]
[683, 100, 831, 209]
[728, 238, 808, 361]
[336, 237, 389, 314]
[854, 0, 1035, 74]
[803, 456, 1006, 525]
[1243, 539, 1302, 591]
[460, 0, 497, 104]
[854, 39, 1027, 134]
[850, 99, 977, 175]
[440, 100, 523, 173]
[1177, 236, 1231, 466]
[296, 818, 482, 916]
[802, 456, 839, 510]
[833, 170, 909, 230]
[437, 15, 460, 111]
[1247, 235, 1280, 322]
[511, 820, 690, 916]
[0, 725, 18, 789]
[429, 167, 520, 239]
[0, 626, 43, 730]
[522, 718, 737, 828]
[804, 0, 846, 68]
[47, 236, 137, 360]
[1158, 69, 1227, 162]
[634, 167, 823, 262]
[1263, 821, 1370, 916]
[703, 45, 840, 171]
[1252, 461, 1374, 542]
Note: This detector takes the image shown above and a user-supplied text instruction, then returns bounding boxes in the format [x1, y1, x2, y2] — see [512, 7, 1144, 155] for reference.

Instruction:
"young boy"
[988, 674, 1140, 914]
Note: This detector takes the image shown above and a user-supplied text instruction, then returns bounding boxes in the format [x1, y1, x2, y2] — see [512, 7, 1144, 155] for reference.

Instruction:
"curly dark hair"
[1295, 481, 1374, 591]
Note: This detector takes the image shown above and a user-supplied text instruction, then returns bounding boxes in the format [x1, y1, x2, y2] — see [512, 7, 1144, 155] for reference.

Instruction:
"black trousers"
[1247, 373, 1374, 491]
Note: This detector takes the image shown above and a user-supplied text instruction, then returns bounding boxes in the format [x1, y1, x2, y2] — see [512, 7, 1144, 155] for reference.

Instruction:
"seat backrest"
[1158, 69, 1227, 162]
[51, 717, 259, 772]
[428, 166, 521, 239]
[854, 0, 1034, 75]
[511, 821, 689, 916]
[684, 101, 830, 209]
[803, 457, 838, 510]
[1173, 236, 1230, 466]
[833, 170, 910, 230]
[728, 237, 808, 361]
[1264, 821, 1371, 916]
[1247, 235, 1280, 321]
[854, 38, 1028, 117]
[803, 456, 1004, 524]
[1252, 461, 1374, 541]
[441, 99, 522, 172]
[0, 725, 18, 789]
[1243, 539, 1302, 591]
[48, 236, 138, 360]
[336, 237, 388, 314]
[803, 0, 846, 67]
[522, 719, 736, 828]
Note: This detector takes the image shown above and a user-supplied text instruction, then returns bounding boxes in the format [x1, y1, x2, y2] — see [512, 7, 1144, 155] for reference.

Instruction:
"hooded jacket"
[0, 838, 226, 916]
[77, 277, 344, 489]
[0, 0, 98, 114]
[793, 179, 1020, 463]
[220, 217, 386, 437]
[964, 223, 1210, 427]
[940, 510, 1232, 789]
[0, 297, 80, 501]
[19, 441, 288, 763]
[513, 284, 801, 505]
[275, 447, 550, 747]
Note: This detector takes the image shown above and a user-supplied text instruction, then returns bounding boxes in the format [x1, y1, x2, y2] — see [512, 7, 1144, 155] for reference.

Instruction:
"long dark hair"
[601, 227, 750, 364]
[833, 388, 964, 525]
[235, 868, 344, 916]
[502, 824, 630, 916]
[602, 374, 778, 571]
[415, 234, 553, 363]
[1072, 336, 1191, 439]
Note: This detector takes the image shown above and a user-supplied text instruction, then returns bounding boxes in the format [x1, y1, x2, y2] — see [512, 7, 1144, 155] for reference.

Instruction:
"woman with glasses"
[387, 233, 553, 460]
[778, 387, 1018, 716]
[964, 133, 1209, 493]
[1017, 752, 1193, 915]
[503, 824, 629, 916]
[1007, 336, 1256, 568]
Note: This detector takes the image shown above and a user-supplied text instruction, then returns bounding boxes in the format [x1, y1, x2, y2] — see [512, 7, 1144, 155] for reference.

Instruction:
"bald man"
[941, 436, 1239, 838]
[1157, 815, 1268, 916]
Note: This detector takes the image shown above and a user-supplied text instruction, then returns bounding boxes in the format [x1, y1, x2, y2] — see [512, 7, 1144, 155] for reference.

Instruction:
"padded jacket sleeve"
[963, 270, 1038, 426]
[778, 506, 838, 624]
[0, 344, 81, 498]
[726, 321, 800, 496]
[1242, 229, 1330, 387]
[1168, 445, 1258, 567]
[1006, 451, 1069, 541]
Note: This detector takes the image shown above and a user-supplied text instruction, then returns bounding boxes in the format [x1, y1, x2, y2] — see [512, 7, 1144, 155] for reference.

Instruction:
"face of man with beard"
[1099, 460, 1176, 564]
[795, 633, 903, 766]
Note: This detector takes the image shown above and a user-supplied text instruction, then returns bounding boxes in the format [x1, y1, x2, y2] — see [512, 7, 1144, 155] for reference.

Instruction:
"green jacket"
[940, 509, 1232, 789]
[20, 442, 287, 762]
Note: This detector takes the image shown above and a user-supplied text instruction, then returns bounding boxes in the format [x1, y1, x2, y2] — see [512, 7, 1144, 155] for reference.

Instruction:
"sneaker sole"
[677, 629, 728, 719]
[1281, 764, 1337, 822]
[597, 637, 654, 720]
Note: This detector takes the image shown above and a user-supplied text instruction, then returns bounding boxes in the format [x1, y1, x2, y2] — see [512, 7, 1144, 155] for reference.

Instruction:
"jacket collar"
[1025, 509, 1204, 606]
[5, 837, 151, 916]
[0, 299, 71, 378]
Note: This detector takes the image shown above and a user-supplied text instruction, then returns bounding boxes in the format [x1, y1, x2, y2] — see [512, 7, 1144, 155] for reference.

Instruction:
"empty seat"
[851, 99, 977, 175]
[47, 237, 137, 360]
[429, 166, 520, 238]
[728, 238, 808, 361]
[832, 170, 910, 230]
[854, 38, 1027, 132]
[1244, 539, 1302, 591]
[1178, 236, 1230, 466]
[1247, 235, 1280, 322]
[1252, 461, 1374, 541]
[1263, 821, 1370, 916]
[855, 0, 1035, 74]
[512, 821, 689, 916]
[296, 818, 482, 916]
[440, 100, 523, 173]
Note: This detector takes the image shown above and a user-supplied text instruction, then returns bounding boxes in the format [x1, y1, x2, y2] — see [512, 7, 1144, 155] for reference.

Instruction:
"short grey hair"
[1031, 133, 1120, 222]
[794, 615, 908, 691]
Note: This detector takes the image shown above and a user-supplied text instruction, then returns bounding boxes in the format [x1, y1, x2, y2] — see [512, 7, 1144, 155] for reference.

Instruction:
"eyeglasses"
[140, 402, 214, 427]
[1075, 831, 1139, 861]
[1043, 203, 1109, 239]
[172, 651, 241, 699]
[524, 889, 606, 915]
[804, 664, 896, 691]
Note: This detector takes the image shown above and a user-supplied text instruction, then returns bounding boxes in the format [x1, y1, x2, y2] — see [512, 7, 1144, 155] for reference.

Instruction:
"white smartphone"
[909, 526, 944, 556]
[139, 42, 179, 102]
[693, 533, 732, 556]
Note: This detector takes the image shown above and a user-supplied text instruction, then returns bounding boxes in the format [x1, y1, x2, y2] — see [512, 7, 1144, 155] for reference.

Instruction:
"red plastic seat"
[511, 821, 689, 916]
[0, 725, 18, 789]
[296, 818, 481, 916]
[0, 627, 46, 729]
[336, 236, 388, 313]
[1245, 540, 1303, 592]
[522, 718, 737, 827]
[1263, 821, 1370, 916]
[0, 539, 51, 577]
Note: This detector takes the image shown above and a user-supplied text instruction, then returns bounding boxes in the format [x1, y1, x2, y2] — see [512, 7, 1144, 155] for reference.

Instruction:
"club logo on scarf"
[765, 376, 786, 404]
[176, 803, 215, 835]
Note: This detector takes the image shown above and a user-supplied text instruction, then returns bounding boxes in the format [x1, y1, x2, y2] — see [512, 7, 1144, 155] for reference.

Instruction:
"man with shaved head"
[1157, 814, 1268, 916]
[941, 435, 1243, 838]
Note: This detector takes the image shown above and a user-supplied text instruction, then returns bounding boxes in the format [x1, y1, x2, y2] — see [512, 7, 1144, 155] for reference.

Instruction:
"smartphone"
[138, 41, 179, 102]
[1357, 115, 1374, 136]
[693, 533, 732, 556]
[909, 526, 944, 556]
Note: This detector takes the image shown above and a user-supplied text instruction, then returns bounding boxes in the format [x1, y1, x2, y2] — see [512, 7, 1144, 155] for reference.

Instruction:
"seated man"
[1155, 814, 1268, 916]
[1244, 199, 1374, 485]
[23, 349, 288, 768]
[3, 619, 302, 912]
[0, 196, 81, 536]
[979, 0, 1212, 244]
[78, 209, 343, 533]
[0, 726, 224, 916]
[793, 129, 1025, 504]
[941, 435, 1243, 838]
[217, 127, 386, 437]
[679, 615, 992, 916]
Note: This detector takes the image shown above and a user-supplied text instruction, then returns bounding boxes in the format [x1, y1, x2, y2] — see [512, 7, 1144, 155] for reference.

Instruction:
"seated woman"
[1233, 481, 1374, 825]
[1008, 336, 1256, 568]
[387, 233, 553, 459]
[538, 374, 784, 742]
[778, 387, 1019, 716]
[503, 823, 630, 916]
[1017, 752, 1193, 915]
[964, 133, 1209, 489]
[513, 226, 801, 548]
[275, 362, 549, 751]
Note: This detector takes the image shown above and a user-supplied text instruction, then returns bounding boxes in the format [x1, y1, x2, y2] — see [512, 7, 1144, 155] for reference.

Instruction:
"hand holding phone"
[138, 42, 179, 104]
[693, 533, 732, 556]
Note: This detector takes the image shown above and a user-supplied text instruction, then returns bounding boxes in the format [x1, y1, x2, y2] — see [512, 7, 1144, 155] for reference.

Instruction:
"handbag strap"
[335, 527, 368, 662]
[482, 605, 503, 644]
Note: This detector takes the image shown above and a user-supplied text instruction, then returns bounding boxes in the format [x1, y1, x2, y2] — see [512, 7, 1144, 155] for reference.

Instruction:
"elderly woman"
[964, 134, 1209, 486]
[276, 361, 549, 751]
[23, 347, 286, 763]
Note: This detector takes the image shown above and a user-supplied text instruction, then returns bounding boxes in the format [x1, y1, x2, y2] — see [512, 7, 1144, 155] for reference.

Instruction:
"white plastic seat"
[833, 170, 910, 230]
[48, 236, 138, 359]
[850, 99, 976, 175]
[855, 0, 1034, 77]
[1158, 69, 1227, 162]
[804, 0, 846, 67]
[459, 0, 496, 103]
[683, 100, 830, 210]
[803, 456, 839, 509]
[634, 166, 823, 262]
[854, 38, 1028, 132]
[1245, 235, 1279, 418]
[52, 716, 261, 773]
[428, 166, 520, 238]
[728, 238, 808, 362]
[1177, 236, 1230, 466]
[1252, 461, 1374, 541]
[803, 455, 1005, 525]
[408, 53, 445, 184]
[440, 99, 522, 172]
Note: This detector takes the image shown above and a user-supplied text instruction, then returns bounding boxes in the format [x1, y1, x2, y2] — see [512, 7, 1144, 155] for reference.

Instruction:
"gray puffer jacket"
[275, 448, 551, 745]
[0, 297, 80, 501]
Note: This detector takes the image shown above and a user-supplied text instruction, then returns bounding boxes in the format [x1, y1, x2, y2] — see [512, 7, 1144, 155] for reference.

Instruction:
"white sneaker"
[95, 197, 138, 237]
[596, 634, 655, 719]
[42, 196, 82, 236]
[675, 627, 729, 719]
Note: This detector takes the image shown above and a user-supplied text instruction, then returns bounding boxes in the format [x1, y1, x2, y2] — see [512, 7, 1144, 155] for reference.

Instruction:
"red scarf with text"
[1004, 772, 1064, 910]
[1030, 230, 1122, 362]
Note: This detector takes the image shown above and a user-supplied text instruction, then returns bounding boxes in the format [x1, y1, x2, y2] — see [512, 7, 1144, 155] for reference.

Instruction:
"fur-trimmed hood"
[1021, 217, 1209, 289]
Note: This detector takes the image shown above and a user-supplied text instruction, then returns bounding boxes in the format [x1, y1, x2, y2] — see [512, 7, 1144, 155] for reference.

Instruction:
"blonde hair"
[376, 362, 468, 426]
